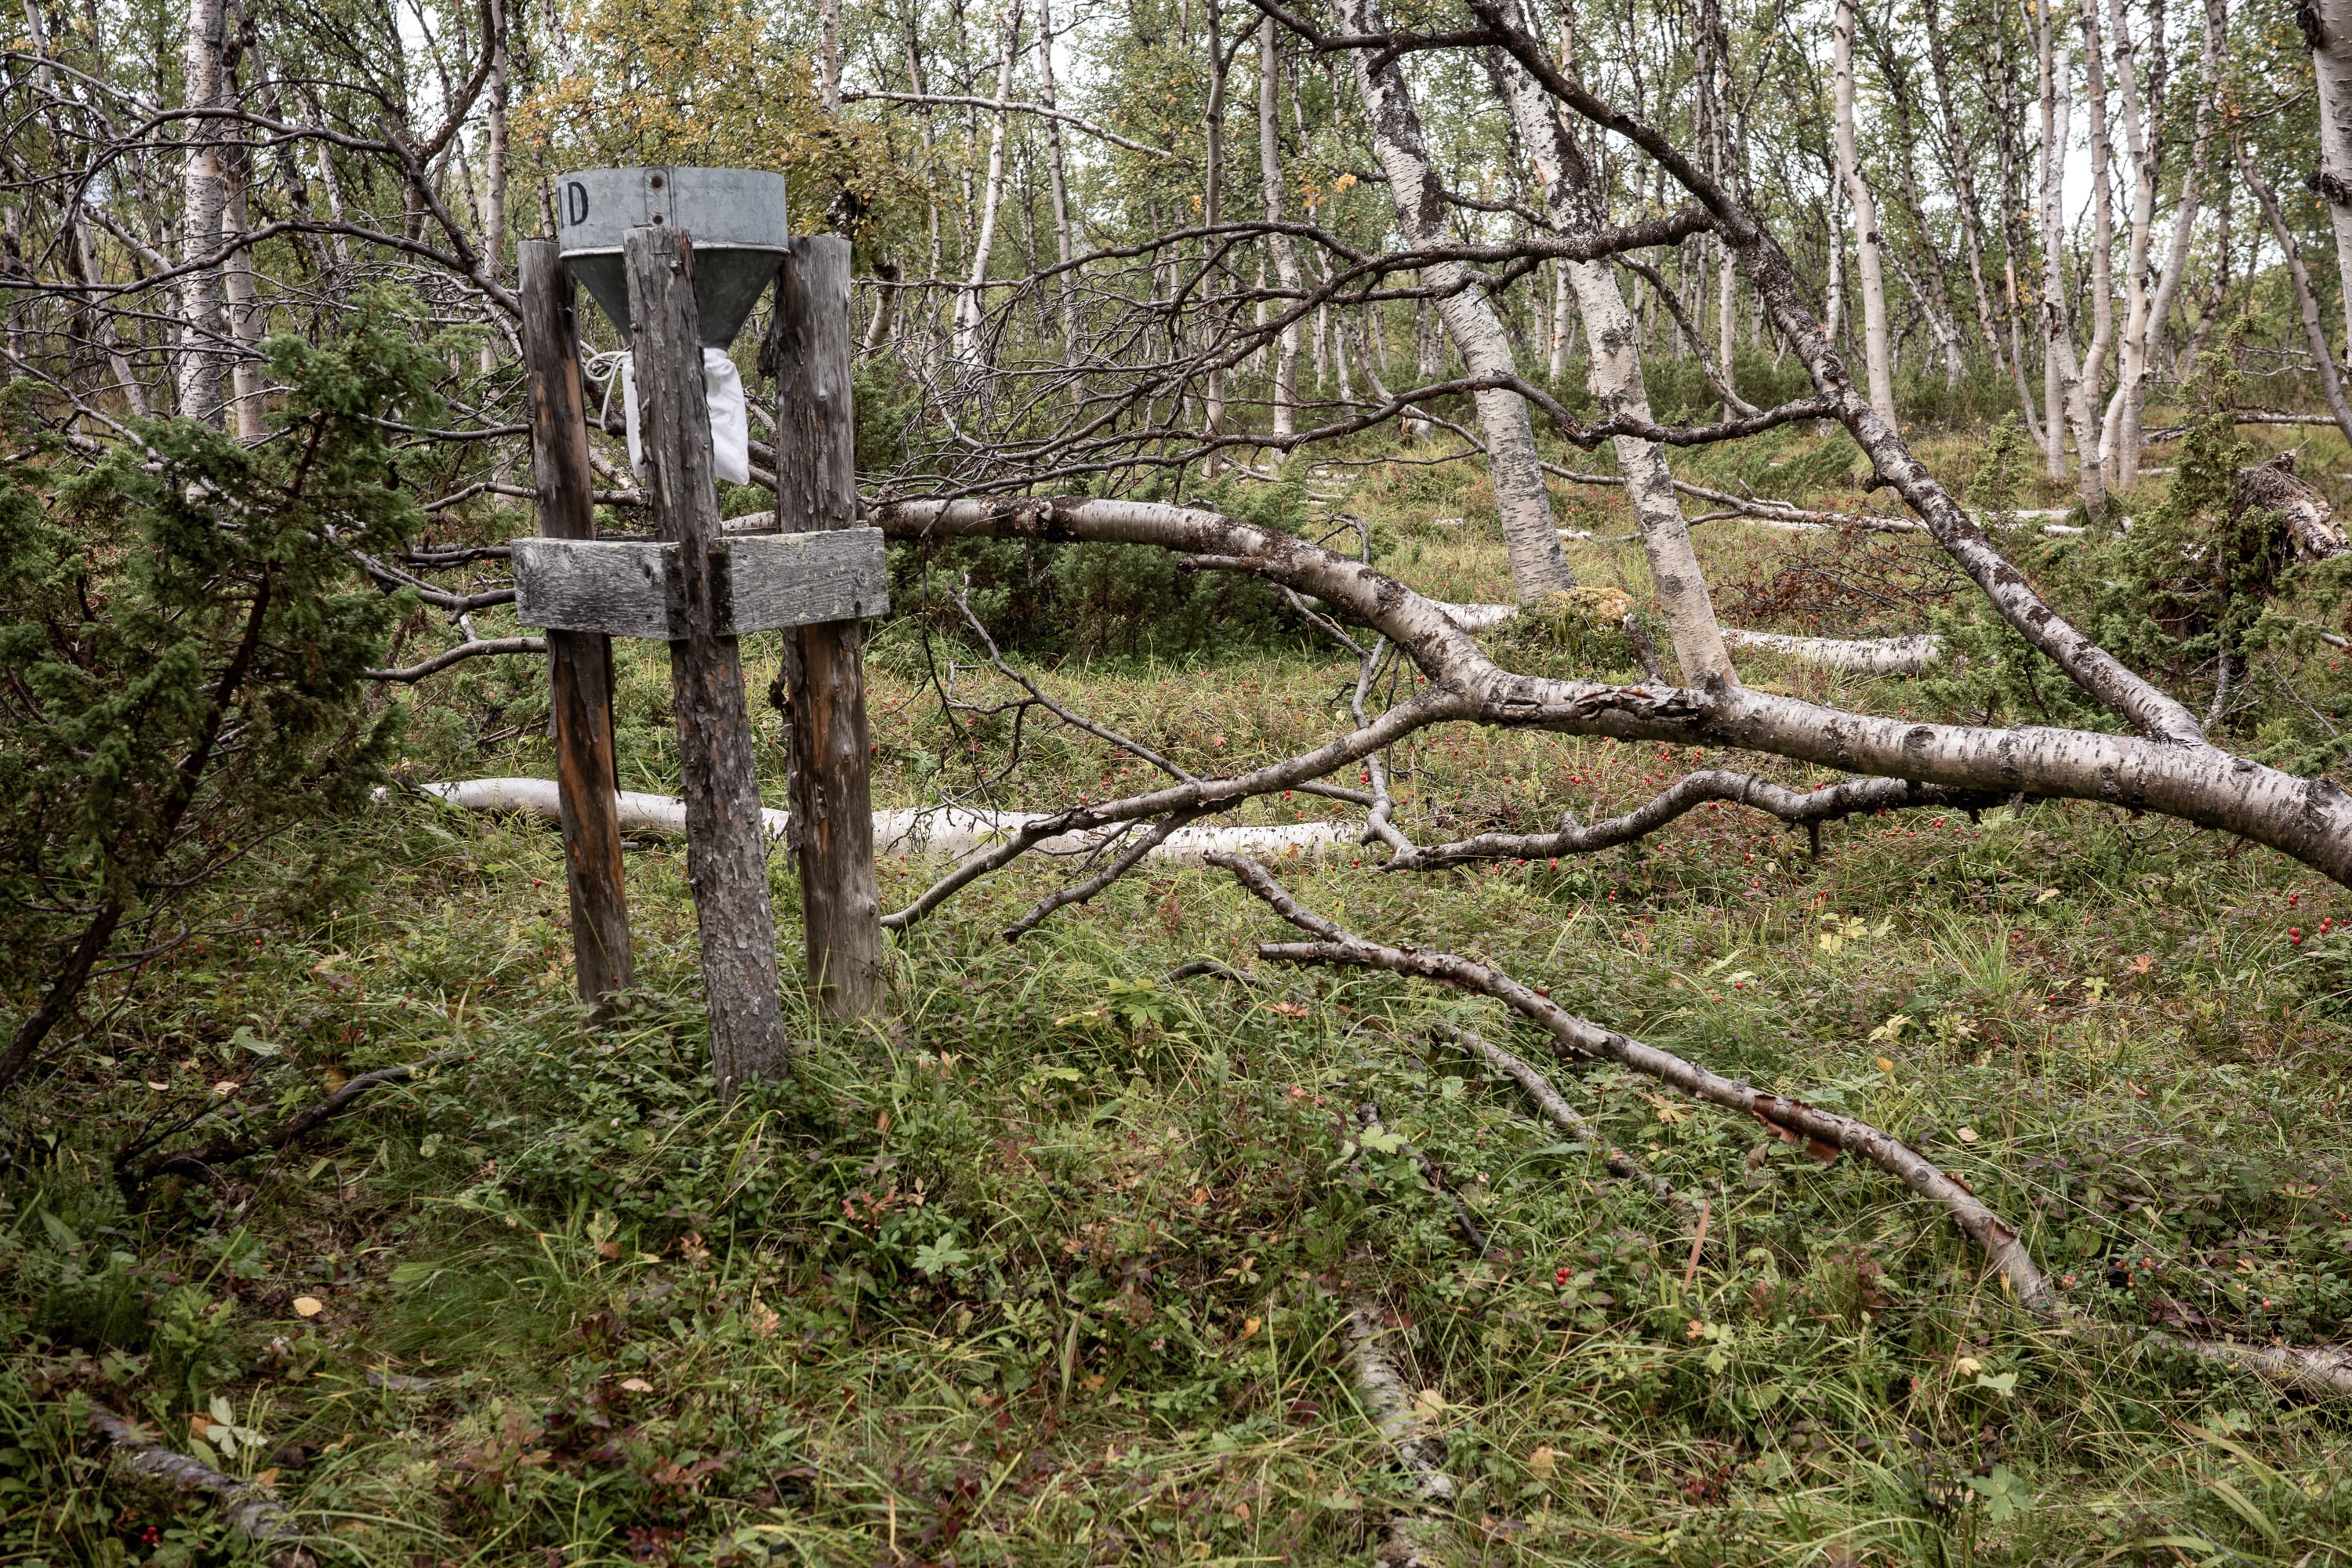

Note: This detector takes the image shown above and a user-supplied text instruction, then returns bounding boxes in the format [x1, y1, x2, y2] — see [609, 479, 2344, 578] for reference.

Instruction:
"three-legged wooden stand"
[514, 227, 886, 1094]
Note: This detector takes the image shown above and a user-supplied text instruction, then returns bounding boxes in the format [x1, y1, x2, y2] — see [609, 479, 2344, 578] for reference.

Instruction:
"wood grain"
[519, 239, 634, 1008]
[511, 530, 882, 637]
[772, 234, 885, 1016]
[626, 223, 789, 1092]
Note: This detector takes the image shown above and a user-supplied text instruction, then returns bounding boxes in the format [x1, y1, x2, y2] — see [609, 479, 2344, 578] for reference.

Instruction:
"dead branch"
[118, 1051, 459, 1189]
[365, 637, 545, 682]
[1211, 854, 2352, 1400]
[1387, 768, 1995, 871]
[1425, 1022, 1685, 1207]
[1345, 1298, 1456, 1567]
[874, 499, 2352, 891]
[85, 1402, 313, 1568]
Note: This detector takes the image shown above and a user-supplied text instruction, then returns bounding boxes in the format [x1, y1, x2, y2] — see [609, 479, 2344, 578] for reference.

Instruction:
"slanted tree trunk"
[220, 129, 265, 438]
[2237, 142, 2352, 448]
[1341, 0, 1573, 602]
[1258, 15, 1301, 438]
[2298, 0, 2352, 361]
[1833, 0, 1897, 425]
[180, 0, 227, 426]
[1484, 9, 1733, 684]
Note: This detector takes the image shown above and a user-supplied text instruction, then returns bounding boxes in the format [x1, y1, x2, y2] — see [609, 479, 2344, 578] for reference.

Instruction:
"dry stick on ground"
[1208, 855, 2352, 1400]
[118, 1052, 458, 1189]
[1343, 1298, 1457, 1568]
[85, 1403, 313, 1568]
[1425, 1021, 1687, 1210]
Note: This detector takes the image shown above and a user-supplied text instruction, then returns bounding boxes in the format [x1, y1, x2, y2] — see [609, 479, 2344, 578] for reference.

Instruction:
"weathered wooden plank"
[716, 527, 888, 632]
[626, 223, 789, 1094]
[519, 238, 634, 1008]
[511, 537, 681, 638]
[772, 234, 886, 1018]
[511, 531, 882, 637]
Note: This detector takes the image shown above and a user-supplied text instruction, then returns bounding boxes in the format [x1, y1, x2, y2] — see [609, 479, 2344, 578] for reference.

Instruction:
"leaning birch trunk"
[1832, 0, 1897, 426]
[2299, 0, 2352, 361]
[2237, 143, 2352, 448]
[2075, 0, 2118, 504]
[953, 0, 1021, 367]
[1485, 20, 1734, 685]
[1341, 0, 1573, 602]
[2100, 0, 2156, 489]
[179, 0, 226, 426]
[1258, 15, 1302, 438]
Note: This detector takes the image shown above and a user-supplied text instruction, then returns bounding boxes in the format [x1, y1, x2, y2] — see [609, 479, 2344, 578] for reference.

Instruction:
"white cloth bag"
[619, 348, 752, 487]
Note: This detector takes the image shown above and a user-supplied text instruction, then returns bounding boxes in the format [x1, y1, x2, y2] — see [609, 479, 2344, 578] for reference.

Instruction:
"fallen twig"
[1210, 856, 2352, 1399]
[86, 1402, 313, 1568]
[1345, 1298, 1455, 1568]
[118, 1051, 459, 1189]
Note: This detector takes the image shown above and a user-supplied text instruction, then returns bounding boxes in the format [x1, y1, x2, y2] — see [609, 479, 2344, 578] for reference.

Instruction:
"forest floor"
[8, 414, 2352, 1567]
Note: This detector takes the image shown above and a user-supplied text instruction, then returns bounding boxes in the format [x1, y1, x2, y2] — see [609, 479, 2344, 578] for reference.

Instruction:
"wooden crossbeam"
[510, 527, 889, 640]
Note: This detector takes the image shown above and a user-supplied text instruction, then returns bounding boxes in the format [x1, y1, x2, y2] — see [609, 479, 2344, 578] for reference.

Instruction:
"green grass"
[7, 416, 2352, 1567]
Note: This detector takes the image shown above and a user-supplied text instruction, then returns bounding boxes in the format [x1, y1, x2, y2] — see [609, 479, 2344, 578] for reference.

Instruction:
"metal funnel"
[555, 167, 789, 347]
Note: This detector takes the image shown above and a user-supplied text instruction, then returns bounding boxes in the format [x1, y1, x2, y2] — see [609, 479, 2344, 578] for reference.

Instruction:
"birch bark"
[2100, 0, 2158, 489]
[1258, 15, 1302, 437]
[2075, 0, 2118, 503]
[1341, 0, 1573, 601]
[1485, 14, 1732, 683]
[180, 0, 227, 426]
[2297, 0, 2352, 360]
[1832, 0, 1897, 425]
[953, 0, 1022, 366]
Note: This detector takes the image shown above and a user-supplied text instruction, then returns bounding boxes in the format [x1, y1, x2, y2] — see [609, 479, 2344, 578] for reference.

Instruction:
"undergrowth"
[6, 412, 2352, 1567]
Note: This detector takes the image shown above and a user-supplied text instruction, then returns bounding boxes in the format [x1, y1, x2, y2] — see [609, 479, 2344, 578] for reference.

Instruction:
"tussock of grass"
[8, 422, 2352, 1566]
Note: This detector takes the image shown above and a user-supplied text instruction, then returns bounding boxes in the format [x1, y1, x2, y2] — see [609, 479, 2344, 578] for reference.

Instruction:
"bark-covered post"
[518, 239, 634, 1007]
[624, 224, 790, 1091]
[773, 235, 885, 1016]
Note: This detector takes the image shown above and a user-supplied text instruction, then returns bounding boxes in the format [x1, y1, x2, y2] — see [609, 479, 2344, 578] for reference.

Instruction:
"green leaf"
[912, 1236, 971, 1277]
[1973, 1370, 2019, 1396]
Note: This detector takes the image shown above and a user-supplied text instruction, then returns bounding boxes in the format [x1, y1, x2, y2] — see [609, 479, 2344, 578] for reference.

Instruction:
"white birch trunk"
[1486, 23, 1732, 683]
[2300, 0, 2352, 360]
[2100, 0, 2156, 489]
[953, 2, 1022, 367]
[179, 0, 226, 426]
[1258, 15, 1302, 438]
[1342, 0, 1571, 601]
[2074, 0, 2117, 508]
[1039, 0, 1080, 365]
[1833, 0, 1897, 426]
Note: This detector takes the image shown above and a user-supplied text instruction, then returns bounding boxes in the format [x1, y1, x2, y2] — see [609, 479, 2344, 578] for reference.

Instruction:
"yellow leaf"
[1875, 1056, 1896, 1073]
[2035, 887, 2062, 903]
[1954, 1355, 1982, 1377]
[255, 1468, 280, 1488]
[619, 1377, 655, 1392]
[292, 1296, 325, 1318]
[1238, 1316, 1261, 1341]
[1956, 1127, 1980, 1145]
[1654, 1104, 1688, 1124]
[1528, 1445, 1558, 1478]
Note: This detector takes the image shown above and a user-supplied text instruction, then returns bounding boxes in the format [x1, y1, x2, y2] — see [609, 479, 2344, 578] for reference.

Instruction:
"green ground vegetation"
[7, 396, 2352, 1567]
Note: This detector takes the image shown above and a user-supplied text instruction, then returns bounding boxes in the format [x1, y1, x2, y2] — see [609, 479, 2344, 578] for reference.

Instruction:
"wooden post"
[518, 238, 633, 1007]
[773, 235, 885, 1016]
[624, 224, 791, 1091]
